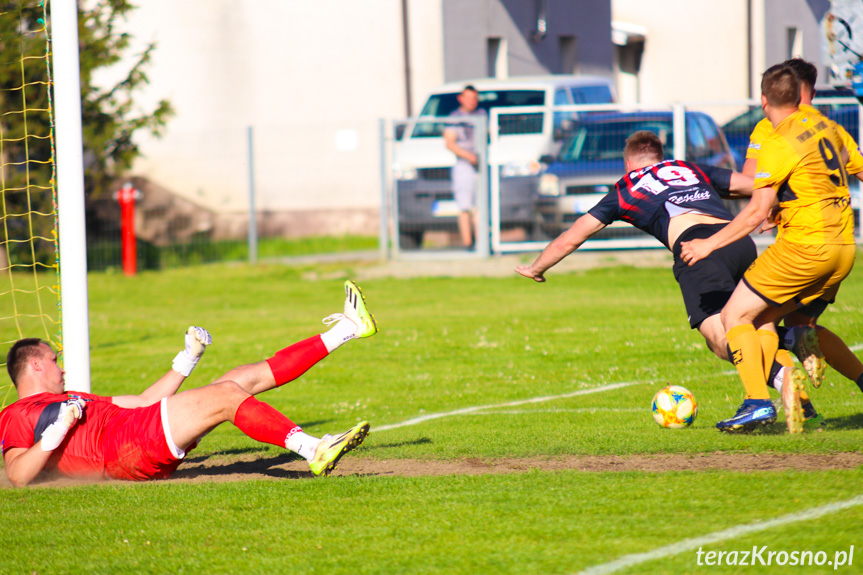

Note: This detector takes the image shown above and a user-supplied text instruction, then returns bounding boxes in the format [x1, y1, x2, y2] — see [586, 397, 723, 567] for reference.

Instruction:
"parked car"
[393, 75, 617, 249]
[721, 87, 860, 169]
[533, 110, 737, 239]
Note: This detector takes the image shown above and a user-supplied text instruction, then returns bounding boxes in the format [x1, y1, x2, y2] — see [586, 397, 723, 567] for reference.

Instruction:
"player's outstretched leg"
[309, 421, 370, 476]
[789, 325, 826, 388]
[780, 366, 807, 434]
[225, 393, 371, 477]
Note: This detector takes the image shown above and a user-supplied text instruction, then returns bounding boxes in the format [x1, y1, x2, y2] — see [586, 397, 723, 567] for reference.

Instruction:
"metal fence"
[84, 120, 384, 271]
[381, 98, 863, 257]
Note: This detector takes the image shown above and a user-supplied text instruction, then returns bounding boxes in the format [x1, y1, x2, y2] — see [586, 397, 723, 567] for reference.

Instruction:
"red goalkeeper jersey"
[1, 391, 187, 481]
[1, 392, 126, 478]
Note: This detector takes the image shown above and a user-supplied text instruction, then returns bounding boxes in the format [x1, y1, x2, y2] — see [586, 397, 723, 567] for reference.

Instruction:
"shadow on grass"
[172, 453, 311, 481]
[365, 436, 432, 450]
[298, 419, 336, 429]
[183, 447, 266, 465]
[821, 413, 863, 430]
[171, 432, 428, 482]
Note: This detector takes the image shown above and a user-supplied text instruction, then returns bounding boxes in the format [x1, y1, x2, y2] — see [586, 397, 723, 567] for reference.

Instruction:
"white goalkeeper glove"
[40, 397, 86, 452]
[172, 326, 212, 377]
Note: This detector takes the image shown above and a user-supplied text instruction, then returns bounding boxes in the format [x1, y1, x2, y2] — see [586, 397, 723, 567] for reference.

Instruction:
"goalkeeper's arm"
[112, 326, 212, 409]
[3, 398, 86, 486]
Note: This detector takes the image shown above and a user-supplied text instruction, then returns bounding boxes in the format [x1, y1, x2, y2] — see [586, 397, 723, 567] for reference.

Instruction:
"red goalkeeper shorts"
[102, 398, 192, 481]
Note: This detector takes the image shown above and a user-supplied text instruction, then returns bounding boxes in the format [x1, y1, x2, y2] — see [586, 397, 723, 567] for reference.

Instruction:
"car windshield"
[722, 107, 764, 131]
[559, 120, 674, 162]
[412, 89, 546, 137]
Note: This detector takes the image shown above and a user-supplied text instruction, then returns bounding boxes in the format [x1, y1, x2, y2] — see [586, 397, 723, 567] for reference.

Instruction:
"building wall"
[441, 0, 614, 82]
[611, 0, 828, 124]
[612, 0, 751, 110]
[101, 0, 613, 224]
[106, 0, 412, 217]
[406, 0, 445, 116]
[763, 0, 831, 83]
[94, 0, 837, 231]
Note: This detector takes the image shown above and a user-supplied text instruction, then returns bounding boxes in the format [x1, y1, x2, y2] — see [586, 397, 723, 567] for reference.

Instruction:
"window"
[686, 117, 708, 160]
[413, 90, 546, 137]
[787, 27, 803, 59]
[695, 115, 724, 154]
[559, 36, 577, 74]
[487, 37, 508, 79]
[571, 86, 614, 104]
[554, 88, 574, 140]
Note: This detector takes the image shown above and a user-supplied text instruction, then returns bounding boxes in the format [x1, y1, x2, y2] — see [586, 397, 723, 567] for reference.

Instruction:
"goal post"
[49, 0, 91, 392]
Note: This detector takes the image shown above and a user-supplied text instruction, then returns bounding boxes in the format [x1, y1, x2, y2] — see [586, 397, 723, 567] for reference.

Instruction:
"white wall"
[407, 0, 445, 113]
[97, 0, 418, 213]
[612, 0, 751, 116]
[612, 0, 831, 124]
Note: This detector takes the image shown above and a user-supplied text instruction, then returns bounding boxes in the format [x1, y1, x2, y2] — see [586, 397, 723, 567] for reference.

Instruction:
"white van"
[393, 75, 617, 248]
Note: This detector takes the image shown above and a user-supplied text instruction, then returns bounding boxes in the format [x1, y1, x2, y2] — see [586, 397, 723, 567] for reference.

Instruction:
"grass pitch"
[2, 255, 863, 574]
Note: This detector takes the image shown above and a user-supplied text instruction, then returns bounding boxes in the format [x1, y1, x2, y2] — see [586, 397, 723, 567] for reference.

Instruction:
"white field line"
[375, 341, 863, 434]
[374, 381, 644, 432]
[473, 408, 643, 415]
[573, 494, 863, 575]
[851, 343, 863, 352]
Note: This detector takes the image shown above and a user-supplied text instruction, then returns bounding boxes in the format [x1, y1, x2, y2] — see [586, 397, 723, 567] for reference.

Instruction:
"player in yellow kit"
[680, 64, 862, 433]
[744, 59, 863, 407]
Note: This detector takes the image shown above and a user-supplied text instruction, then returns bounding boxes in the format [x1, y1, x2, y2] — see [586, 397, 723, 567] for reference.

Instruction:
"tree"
[77, 0, 173, 199]
[0, 0, 172, 266]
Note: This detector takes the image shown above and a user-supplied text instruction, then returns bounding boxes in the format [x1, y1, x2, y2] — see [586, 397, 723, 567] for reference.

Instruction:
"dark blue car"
[533, 111, 737, 239]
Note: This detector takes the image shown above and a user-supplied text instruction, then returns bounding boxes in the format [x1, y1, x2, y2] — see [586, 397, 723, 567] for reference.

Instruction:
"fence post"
[247, 126, 258, 264]
[672, 103, 686, 160]
[378, 118, 390, 259]
[475, 114, 490, 257]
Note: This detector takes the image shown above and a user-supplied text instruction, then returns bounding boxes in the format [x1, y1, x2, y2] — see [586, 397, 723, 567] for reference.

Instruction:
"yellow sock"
[775, 349, 794, 368]
[727, 324, 771, 400]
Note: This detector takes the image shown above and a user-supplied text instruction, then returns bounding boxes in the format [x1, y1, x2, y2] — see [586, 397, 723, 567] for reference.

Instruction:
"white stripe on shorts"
[160, 397, 186, 459]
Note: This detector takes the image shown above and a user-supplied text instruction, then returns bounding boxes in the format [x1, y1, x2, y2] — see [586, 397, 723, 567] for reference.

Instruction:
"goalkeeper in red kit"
[0, 280, 377, 486]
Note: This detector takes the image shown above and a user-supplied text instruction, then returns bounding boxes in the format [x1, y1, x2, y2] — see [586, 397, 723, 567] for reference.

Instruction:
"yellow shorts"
[742, 241, 856, 308]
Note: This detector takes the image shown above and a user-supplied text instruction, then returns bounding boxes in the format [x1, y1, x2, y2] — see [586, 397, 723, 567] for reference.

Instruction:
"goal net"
[0, 0, 61, 407]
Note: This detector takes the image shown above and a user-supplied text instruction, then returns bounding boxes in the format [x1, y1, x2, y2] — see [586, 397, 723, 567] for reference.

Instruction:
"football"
[651, 385, 697, 428]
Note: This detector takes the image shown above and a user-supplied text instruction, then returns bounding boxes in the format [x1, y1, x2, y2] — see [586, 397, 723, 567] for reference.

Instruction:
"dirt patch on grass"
[4, 452, 863, 489]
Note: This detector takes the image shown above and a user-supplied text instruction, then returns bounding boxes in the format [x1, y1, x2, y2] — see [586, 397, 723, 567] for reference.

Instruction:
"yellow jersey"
[753, 106, 863, 245]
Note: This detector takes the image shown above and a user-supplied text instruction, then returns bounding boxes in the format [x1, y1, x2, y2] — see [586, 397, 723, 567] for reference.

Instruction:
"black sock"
[857, 373, 863, 393]
[776, 325, 789, 349]
[766, 361, 783, 389]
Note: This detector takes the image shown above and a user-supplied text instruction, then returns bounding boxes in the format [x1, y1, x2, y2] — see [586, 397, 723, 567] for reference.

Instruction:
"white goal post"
[50, 0, 91, 392]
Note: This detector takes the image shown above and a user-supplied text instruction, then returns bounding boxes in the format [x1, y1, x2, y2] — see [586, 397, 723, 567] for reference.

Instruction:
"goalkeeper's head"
[7, 338, 53, 388]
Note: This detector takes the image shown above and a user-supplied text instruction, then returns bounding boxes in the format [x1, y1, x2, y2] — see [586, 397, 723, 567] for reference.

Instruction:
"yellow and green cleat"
[792, 326, 825, 388]
[309, 421, 370, 477]
[344, 280, 378, 338]
[781, 366, 807, 434]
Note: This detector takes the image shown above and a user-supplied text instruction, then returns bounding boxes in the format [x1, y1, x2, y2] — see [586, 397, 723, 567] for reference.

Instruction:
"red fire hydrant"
[114, 183, 141, 276]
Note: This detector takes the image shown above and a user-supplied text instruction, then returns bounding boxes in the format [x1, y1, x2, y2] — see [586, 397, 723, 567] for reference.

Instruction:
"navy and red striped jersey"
[587, 160, 735, 248]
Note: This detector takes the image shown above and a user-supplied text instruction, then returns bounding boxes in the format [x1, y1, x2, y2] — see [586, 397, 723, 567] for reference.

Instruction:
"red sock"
[266, 335, 328, 386]
[233, 396, 301, 447]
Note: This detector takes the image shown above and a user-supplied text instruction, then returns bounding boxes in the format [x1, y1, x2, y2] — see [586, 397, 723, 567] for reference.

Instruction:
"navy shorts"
[672, 223, 757, 329]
